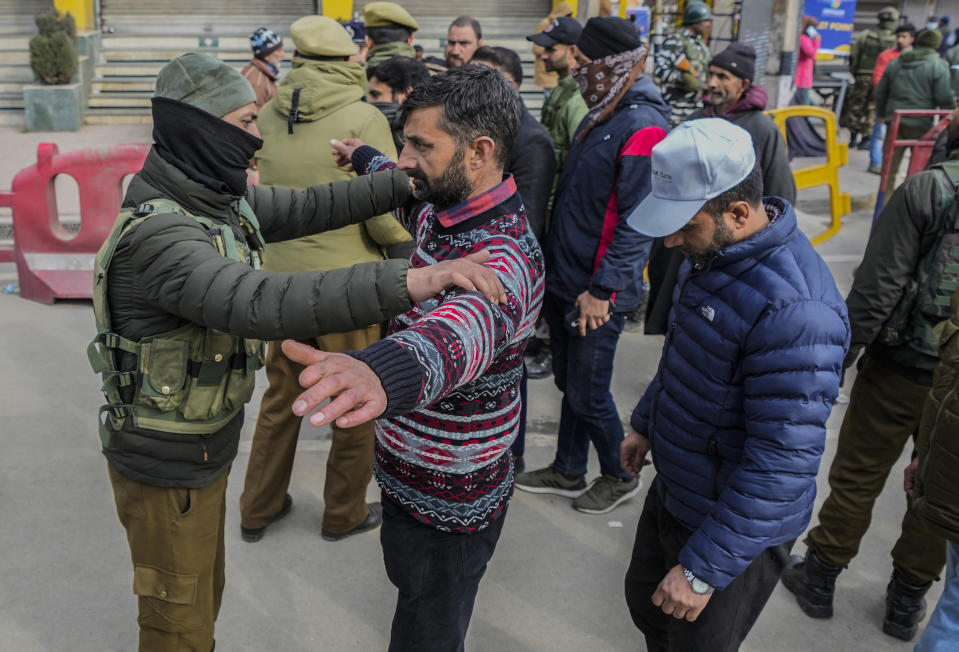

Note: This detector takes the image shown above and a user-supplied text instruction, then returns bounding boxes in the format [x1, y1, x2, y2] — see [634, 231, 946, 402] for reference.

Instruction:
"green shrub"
[29, 10, 78, 85]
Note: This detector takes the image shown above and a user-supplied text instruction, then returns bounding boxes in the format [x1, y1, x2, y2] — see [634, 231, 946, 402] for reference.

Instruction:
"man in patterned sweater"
[284, 65, 543, 652]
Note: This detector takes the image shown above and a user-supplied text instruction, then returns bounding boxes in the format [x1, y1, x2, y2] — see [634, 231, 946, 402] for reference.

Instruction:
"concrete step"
[0, 107, 24, 126]
[0, 50, 30, 65]
[0, 92, 24, 110]
[0, 81, 28, 93]
[92, 77, 155, 93]
[0, 34, 30, 50]
[88, 93, 151, 108]
[100, 35, 255, 50]
[84, 109, 152, 125]
[0, 65, 34, 83]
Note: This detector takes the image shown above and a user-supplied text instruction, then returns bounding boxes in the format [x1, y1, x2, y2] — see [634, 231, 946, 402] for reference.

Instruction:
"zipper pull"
[200, 439, 208, 463]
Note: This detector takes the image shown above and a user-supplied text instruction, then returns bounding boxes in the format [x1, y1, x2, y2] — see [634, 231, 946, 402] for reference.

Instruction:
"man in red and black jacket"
[516, 16, 670, 514]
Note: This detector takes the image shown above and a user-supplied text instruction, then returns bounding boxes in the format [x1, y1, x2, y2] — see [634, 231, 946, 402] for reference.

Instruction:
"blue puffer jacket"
[630, 198, 850, 590]
[545, 76, 670, 312]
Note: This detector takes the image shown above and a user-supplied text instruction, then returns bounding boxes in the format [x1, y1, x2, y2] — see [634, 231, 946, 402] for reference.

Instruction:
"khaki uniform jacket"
[256, 58, 410, 274]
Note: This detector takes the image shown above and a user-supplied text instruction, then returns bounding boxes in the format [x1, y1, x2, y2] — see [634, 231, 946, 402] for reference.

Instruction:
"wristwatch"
[683, 567, 715, 595]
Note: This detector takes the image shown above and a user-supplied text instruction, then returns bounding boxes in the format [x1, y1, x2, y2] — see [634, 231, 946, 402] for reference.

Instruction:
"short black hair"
[449, 15, 482, 40]
[402, 64, 521, 168]
[367, 56, 431, 93]
[469, 45, 523, 86]
[896, 22, 917, 36]
[366, 24, 413, 45]
[701, 165, 764, 218]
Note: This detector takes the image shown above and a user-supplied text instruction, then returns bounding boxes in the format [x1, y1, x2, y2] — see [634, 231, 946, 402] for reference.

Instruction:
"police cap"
[362, 2, 419, 31]
[290, 16, 357, 58]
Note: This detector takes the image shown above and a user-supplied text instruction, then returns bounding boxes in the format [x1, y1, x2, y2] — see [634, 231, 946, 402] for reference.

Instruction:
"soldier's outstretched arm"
[129, 215, 504, 340]
[246, 167, 412, 243]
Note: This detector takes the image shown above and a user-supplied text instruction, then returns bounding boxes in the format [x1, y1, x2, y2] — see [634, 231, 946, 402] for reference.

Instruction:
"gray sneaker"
[572, 475, 641, 514]
[515, 465, 589, 497]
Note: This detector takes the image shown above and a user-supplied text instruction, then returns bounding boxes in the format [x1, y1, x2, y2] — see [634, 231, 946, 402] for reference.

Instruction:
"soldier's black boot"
[883, 570, 932, 641]
[781, 549, 843, 618]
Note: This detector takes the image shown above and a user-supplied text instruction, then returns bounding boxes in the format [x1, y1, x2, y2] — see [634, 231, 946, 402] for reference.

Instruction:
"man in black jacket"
[92, 52, 504, 651]
[470, 45, 556, 240]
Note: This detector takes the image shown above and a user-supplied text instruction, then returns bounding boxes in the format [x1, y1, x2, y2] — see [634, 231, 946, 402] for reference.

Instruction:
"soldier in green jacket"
[88, 52, 503, 651]
[362, 1, 419, 68]
[906, 287, 959, 649]
[653, 1, 712, 127]
[844, 5, 899, 147]
[527, 16, 588, 174]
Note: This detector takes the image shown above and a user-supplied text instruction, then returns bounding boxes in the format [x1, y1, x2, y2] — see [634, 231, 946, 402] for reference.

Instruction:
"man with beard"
[366, 55, 430, 154]
[89, 53, 505, 651]
[515, 16, 669, 515]
[622, 118, 850, 651]
[527, 15, 588, 175]
[284, 65, 543, 652]
[444, 15, 483, 69]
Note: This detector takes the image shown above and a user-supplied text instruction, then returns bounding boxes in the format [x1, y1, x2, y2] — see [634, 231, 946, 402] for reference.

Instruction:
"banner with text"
[807, 0, 857, 56]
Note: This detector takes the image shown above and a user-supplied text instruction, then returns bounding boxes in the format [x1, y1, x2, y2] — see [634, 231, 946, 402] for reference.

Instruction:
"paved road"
[0, 128, 940, 651]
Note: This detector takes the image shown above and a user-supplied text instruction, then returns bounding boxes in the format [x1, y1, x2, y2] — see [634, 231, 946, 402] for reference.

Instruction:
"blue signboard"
[626, 7, 651, 40]
[806, 0, 857, 55]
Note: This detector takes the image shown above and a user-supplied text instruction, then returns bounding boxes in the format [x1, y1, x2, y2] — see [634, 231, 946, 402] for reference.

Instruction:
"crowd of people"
[86, 2, 959, 650]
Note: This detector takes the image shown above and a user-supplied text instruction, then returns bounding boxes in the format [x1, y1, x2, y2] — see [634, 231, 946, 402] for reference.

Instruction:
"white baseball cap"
[627, 118, 756, 237]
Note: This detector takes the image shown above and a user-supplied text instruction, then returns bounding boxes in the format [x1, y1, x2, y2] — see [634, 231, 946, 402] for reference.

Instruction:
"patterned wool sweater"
[349, 146, 545, 533]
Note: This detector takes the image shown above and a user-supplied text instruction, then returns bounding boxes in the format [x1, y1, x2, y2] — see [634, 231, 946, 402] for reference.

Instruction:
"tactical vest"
[87, 198, 267, 446]
[856, 29, 896, 73]
[879, 160, 959, 357]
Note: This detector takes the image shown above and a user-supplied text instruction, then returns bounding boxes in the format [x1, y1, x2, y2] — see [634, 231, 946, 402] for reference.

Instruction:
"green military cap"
[155, 52, 255, 117]
[290, 15, 357, 57]
[362, 1, 419, 31]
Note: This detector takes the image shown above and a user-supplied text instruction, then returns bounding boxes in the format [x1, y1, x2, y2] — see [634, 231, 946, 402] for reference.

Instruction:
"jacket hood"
[620, 76, 672, 124]
[900, 46, 939, 64]
[710, 197, 795, 269]
[704, 84, 767, 116]
[272, 60, 366, 121]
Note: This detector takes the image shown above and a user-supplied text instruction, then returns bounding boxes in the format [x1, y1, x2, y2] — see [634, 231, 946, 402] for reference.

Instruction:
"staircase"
[87, 15, 546, 126]
[0, 34, 31, 127]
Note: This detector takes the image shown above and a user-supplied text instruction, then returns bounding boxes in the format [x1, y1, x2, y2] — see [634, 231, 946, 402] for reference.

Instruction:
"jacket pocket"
[180, 330, 237, 421]
[136, 338, 189, 412]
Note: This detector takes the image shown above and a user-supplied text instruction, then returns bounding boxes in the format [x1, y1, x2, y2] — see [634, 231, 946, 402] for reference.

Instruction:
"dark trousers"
[805, 354, 946, 584]
[625, 479, 792, 652]
[542, 292, 630, 479]
[380, 496, 506, 652]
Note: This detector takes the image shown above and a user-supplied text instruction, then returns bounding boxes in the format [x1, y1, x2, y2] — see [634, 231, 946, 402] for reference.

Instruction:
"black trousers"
[380, 496, 506, 652]
[624, 478, 793, 652]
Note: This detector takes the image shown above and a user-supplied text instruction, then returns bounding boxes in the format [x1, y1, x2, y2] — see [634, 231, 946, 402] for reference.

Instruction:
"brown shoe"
[240, 494, 293, 543]
[321, 502, 383, 542]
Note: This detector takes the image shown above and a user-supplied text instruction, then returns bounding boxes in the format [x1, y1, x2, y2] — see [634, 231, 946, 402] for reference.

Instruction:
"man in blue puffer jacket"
[517, 16, 670, 515]
[620, 119, 850, 650]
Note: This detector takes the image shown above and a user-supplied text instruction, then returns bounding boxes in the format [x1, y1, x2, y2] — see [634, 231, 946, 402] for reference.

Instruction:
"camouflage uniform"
[654, 27, 710, 126]
[843, 24, 897, 137]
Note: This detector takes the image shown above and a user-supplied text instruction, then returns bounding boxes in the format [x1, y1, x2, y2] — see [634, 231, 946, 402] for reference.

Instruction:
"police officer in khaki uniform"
[844, 6, 899, 147]
[362, 1, 420, 67]
[89, 52, 504, 651]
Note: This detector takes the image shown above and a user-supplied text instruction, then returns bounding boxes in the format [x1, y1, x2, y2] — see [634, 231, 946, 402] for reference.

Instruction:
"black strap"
[288, 88, 302, 135]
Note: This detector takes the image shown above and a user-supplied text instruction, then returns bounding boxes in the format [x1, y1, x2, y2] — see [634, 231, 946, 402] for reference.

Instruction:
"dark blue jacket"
[631, 198, 850, 590]
[545, 76, 670, 312]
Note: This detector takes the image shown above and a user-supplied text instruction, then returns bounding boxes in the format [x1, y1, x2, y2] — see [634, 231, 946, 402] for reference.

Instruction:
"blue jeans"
[542, 292, 630, 479]
[915, 541, 959, 652]
[869, 120, 886, 167]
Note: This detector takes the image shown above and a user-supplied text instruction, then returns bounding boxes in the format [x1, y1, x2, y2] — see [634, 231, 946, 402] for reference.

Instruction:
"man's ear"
[406, 33, 415, 45]
[728, 200, 751, 228]
[468, 136, 496, 171]
[365, 35, 373, 49]
[740, 78, 751, 95]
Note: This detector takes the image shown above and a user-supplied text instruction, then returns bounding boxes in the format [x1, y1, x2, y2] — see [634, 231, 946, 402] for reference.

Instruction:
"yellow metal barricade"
[766, 106, 851, 246]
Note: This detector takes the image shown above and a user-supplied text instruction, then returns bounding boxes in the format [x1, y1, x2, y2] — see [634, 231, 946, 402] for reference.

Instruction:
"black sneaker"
[526, 349, 552, 379]
[321, 502, 383, 542]
[241, 494, 293, 543]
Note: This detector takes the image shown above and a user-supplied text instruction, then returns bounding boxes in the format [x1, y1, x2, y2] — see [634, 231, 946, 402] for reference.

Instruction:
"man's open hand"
[621, 428, 651, 478]
[651, 564, 712, 622]
[330, 137, 366, 169]
[575, 290, 610, 336]
[407, 250, 507, 304]
[904, 457, 919, 497]
[283, 340, 387, 428]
